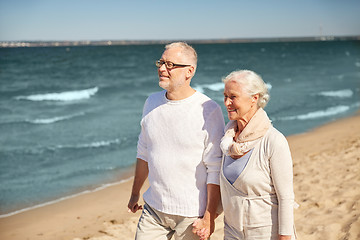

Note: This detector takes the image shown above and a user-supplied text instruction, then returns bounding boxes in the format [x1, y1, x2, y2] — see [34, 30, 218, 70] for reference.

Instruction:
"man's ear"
[186, 66, 195, 79]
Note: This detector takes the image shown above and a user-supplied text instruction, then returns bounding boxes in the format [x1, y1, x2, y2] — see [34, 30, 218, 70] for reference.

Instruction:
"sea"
[0, 40, 359, 217]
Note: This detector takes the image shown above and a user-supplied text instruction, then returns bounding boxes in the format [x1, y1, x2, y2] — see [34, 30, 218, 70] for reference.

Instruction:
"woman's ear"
[252, 93, 259, 103]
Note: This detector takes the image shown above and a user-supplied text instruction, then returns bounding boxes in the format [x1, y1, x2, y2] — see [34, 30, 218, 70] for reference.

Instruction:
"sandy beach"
[0, 113, 359, 240]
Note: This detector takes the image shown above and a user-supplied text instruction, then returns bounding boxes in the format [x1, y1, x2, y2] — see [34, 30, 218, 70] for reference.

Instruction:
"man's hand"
[127, 158, 148, 213]
[127, 194, 143, 213]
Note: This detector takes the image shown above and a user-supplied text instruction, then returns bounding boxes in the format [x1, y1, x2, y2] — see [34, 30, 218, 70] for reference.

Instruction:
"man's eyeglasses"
[156, 60, 191, 69]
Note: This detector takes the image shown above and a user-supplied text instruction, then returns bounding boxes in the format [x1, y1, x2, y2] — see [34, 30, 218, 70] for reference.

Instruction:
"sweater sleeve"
[136, 98, 150, 162]
[269, 132, 295, 235]
[203, 105, 225, 185]
[136, 119, 148, 162]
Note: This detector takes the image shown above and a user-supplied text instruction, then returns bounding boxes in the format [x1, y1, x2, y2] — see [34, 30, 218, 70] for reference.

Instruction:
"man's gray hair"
[165, 42, 197, 67]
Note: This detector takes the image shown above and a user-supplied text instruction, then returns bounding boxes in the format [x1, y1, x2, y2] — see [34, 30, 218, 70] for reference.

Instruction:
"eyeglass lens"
[156, 60, 174, 68]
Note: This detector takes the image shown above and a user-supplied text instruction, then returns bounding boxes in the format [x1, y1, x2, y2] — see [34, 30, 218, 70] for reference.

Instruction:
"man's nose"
[159, 62, 167, 71]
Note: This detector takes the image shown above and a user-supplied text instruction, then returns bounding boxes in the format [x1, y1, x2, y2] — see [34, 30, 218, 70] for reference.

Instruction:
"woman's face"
[223, 80, 256, 122]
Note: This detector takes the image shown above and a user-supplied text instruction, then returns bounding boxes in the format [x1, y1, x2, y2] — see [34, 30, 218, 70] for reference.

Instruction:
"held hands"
[127, 194, 143, 213]
[192, 217, 213, 240]
[279, 235, 292, 240]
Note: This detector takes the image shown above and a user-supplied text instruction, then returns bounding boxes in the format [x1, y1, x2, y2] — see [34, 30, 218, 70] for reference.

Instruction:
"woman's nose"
[224, 97, 231, 106]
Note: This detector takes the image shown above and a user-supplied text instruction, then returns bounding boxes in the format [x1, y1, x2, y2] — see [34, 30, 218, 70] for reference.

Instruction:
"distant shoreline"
[1, 35, 359, 48]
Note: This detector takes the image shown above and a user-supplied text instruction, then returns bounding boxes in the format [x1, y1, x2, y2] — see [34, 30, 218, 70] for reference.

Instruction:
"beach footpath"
[0, 113, 359, 240]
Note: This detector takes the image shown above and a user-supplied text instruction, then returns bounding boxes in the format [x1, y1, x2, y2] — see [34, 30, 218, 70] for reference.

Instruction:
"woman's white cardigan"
[220, 126, 296, 236]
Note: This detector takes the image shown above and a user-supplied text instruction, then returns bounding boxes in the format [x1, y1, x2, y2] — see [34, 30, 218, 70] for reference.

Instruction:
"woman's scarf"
[220, 108, 272, 159]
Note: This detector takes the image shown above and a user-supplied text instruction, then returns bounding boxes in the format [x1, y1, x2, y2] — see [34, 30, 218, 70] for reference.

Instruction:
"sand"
[0, 113, 359, 240]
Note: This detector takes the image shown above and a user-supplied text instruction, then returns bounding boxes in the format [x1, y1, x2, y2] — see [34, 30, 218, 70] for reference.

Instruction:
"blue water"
[0, 41, 359, 216]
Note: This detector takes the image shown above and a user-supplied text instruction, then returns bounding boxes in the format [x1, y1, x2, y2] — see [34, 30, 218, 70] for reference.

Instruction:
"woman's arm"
[269, 131, 295, 236]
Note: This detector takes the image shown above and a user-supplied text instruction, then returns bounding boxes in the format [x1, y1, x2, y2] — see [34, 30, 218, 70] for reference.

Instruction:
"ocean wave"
[318, 89, 353, 98]
[15, 87, 99, 102]
[194, 82, 272, 93]
[276, 105, 350, 121]
[1, 138, 124, 157]
[194, 82, 224, 93]
[26, 112, 85, 124]
[55, 138, 121, 150]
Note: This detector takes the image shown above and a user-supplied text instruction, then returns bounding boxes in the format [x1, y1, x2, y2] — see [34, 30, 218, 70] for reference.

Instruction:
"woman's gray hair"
[222, 70, 270, 108]
[165, 42, 197, 68]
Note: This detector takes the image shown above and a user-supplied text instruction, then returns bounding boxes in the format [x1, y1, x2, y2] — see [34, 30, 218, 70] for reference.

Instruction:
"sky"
[0, 0, 360, 42]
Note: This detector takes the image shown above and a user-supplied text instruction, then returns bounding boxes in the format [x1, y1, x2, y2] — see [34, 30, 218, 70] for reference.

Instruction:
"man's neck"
[166, 87, 196, 101]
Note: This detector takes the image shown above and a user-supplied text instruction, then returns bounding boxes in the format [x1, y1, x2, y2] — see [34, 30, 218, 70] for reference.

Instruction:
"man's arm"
[127, 158, 149, 213]
[192, 183, 221, 240]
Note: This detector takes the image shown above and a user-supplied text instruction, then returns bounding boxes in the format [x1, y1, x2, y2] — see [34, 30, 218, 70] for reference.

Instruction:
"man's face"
[157, 47, 191, 91]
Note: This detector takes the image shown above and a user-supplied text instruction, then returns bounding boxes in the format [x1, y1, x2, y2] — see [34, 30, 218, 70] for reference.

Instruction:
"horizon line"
[1, 35, 359, 48]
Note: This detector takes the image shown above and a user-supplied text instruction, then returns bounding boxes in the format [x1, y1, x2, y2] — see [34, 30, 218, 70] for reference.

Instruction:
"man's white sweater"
[137, 90, 224, 217]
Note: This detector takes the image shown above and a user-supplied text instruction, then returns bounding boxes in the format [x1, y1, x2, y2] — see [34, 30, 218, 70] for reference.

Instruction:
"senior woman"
[220, 70, 296, 240]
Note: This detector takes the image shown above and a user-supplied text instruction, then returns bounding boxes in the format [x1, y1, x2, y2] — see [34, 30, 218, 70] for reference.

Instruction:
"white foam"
[278, 105, 350, 121]
[194, 82, 271, 93]
[26, 112, 85, 124]
[74, 139, 121, 148]
[194, 82, 224, 93]
[266, 82, 272, 90]
[206, 82, 225, 91]
[15, 87, 98, 101]
[193, 85, 205, 93]
[56, 138, 121, 149]
[318, 89, 353, 98]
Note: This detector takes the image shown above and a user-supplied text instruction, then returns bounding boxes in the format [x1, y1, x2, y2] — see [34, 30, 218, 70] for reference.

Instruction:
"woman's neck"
[236, 119, 248, 133]
[236, 107, 259, 133]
